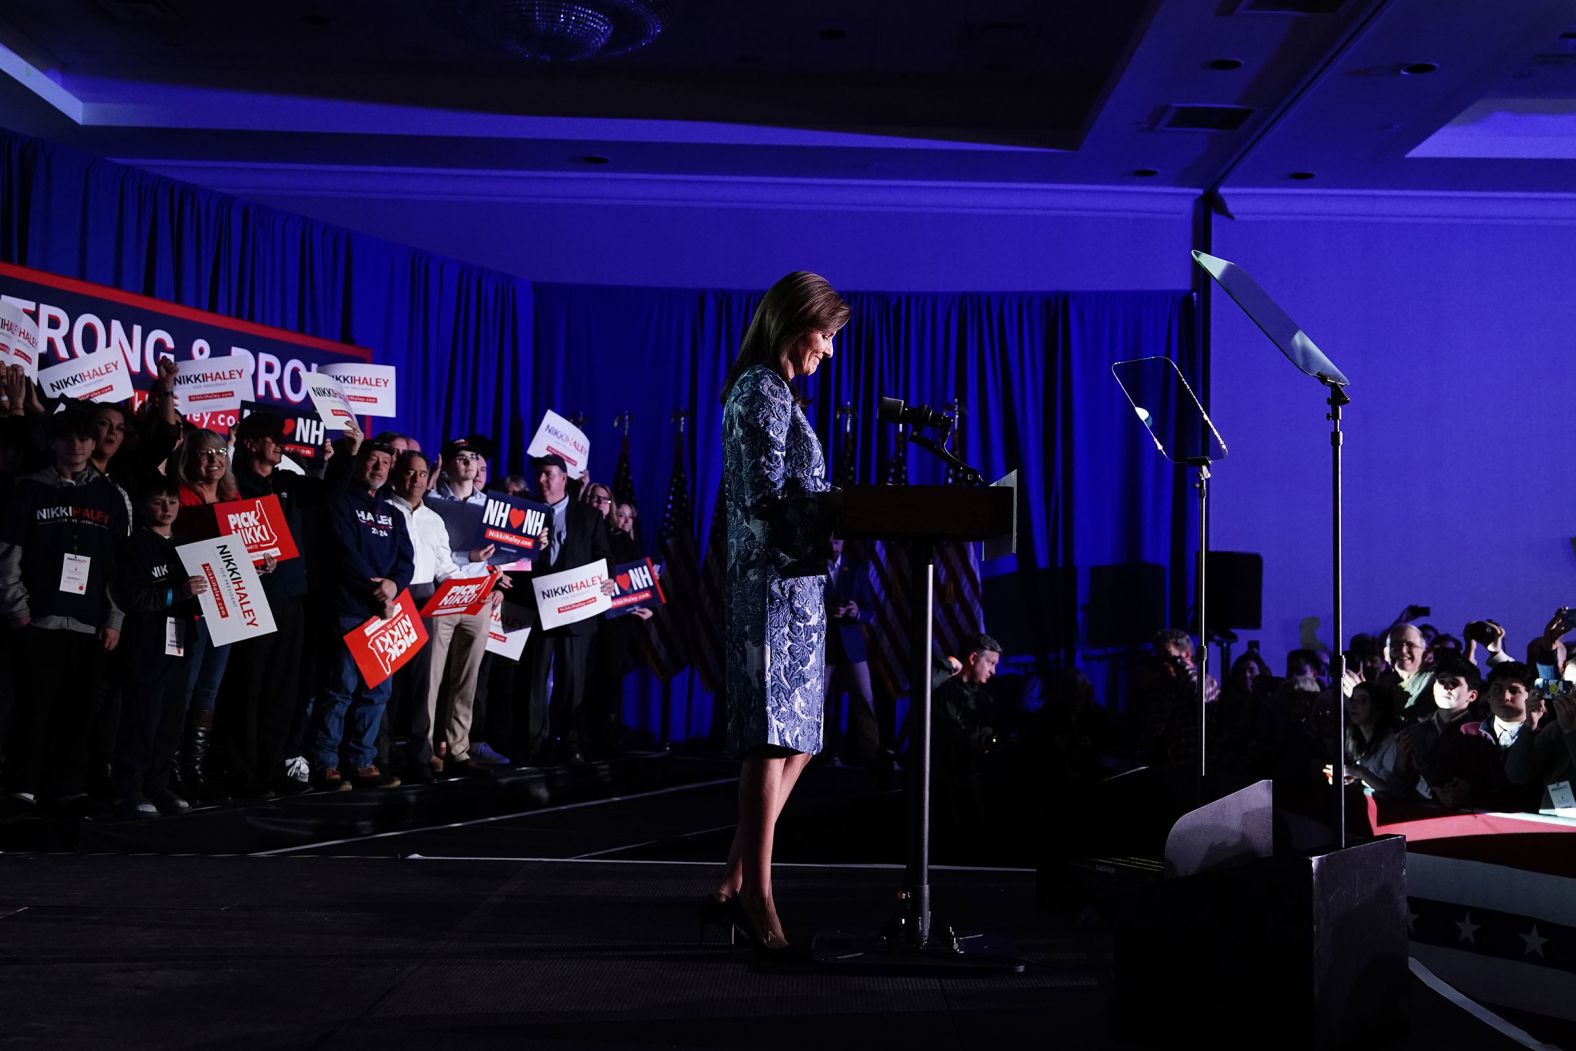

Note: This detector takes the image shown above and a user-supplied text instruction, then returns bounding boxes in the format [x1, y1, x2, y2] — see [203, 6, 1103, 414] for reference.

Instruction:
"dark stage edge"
[0, 854, 1542, 1051]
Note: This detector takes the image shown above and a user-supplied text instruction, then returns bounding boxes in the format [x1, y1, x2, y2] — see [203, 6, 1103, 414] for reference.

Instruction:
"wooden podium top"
[834, 484, 1014, 544]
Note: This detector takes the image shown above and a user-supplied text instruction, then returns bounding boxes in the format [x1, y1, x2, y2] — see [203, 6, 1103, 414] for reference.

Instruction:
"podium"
[812, 479, 1021, 972]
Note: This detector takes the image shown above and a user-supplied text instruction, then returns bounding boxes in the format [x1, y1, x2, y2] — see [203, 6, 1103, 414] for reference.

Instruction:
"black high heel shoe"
[724, 896, 798, 962]
[696, 893, 735, 946]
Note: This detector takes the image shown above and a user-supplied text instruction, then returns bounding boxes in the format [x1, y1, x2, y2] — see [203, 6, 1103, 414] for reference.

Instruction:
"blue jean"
[185, 617, 232, 714]
[312, 617, 394, 770]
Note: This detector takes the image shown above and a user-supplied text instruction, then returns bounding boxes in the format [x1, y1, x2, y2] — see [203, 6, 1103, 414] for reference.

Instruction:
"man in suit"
[523, 453, 613, 764]
[825, 537, 881, 765]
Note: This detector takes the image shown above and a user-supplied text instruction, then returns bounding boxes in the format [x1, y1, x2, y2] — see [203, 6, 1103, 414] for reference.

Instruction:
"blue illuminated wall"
[1208, 194, 1576, 665]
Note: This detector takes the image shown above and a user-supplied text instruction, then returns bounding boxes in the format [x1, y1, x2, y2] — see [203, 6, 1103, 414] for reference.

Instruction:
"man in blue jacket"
[312, 439, 413, 791]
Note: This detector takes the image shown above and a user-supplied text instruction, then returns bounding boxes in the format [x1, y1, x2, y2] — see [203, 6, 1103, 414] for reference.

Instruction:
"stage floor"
[0, 758, 1550, 1050]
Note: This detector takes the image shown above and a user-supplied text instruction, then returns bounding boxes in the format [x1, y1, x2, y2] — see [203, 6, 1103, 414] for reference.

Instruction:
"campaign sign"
[37, 348, 135, 404]
[532, 558, 611, 630]
[213, 493, 299, 563]
[344, 589, 429, 689]
[176, 536, 278, 647]
[478, 493, 549, 558]
[606, 557, 666, 619]
[485, 601, 533, 662]
[417, 571, 498, 618]
[527, 410, 590, 479]
[303, 371, 359, 432]
[321, 362, 397, 418]
[0, 261, 371, 435]
[173, 353, 252, 414]
[0, 299, 41, 377]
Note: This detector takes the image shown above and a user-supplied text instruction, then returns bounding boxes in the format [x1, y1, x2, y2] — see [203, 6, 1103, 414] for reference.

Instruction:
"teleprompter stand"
[810, 470, 1022, 975]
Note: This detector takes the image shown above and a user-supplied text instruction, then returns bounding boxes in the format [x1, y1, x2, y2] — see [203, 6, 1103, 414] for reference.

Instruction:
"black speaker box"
[1205, 550, 1263, 630]
[1085, 562, 1166, 648]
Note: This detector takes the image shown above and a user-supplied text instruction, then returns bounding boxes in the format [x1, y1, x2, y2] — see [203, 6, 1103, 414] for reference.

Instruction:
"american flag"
[695, 477, 727, 693]
[643, 424, 700, 680]
[866, 425, 913, 698]
[611, 415, 637, 507]
[932, 412, 984, 659]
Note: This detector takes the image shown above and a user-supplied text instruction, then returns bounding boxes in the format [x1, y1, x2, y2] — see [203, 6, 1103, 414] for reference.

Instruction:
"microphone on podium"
[877, 396, 951, 431]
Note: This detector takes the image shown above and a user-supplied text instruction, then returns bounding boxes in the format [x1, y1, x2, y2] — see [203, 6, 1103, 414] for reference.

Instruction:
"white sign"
[527, 410, 590, 479]
[176, 535, 278, 647]
[173, 353, 253, 414]
[321, 363, 397, 418]
[0, 300, 41, 377]
[303, 370, 359, 431]
[531, 557, 610, 630]
[36, 349, 134, 404]
[485, 600, 533, 661]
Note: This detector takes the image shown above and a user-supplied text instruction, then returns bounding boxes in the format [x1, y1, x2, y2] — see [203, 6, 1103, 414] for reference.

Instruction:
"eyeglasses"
[197, 449, 228, 460]
[590, 495, 613, 505]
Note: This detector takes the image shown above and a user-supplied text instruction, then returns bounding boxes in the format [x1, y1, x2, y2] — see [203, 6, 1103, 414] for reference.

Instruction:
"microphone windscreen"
[877, 396, 905, 424]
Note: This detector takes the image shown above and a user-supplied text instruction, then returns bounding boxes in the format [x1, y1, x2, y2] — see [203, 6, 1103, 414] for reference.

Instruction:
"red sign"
[213, 493, 299, 563]
[417, 571, 498, 618]
[343, 589, 429, 689]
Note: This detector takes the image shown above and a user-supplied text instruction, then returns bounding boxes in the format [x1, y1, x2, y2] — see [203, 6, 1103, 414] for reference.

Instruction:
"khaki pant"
[426, 608, 491, 762]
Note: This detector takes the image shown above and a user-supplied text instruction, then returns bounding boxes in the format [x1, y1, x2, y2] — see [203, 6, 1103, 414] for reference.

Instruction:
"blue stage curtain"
[0, 128, 1199, 742]
[533, 285, 1201, 740]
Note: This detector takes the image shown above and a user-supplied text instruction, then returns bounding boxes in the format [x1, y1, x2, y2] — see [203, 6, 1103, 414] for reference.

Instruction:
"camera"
[1464, 620, 1499, 645]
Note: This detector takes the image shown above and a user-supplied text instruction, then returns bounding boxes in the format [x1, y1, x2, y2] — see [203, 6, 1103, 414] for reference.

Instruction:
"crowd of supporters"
[0, 364, 651, 821]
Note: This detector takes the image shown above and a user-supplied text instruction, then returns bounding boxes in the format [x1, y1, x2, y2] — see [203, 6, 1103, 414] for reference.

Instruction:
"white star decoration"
[1406, 910, 1418, 934]
[1521, 926, 1548, 958]
[1455, 914, 1480, 945]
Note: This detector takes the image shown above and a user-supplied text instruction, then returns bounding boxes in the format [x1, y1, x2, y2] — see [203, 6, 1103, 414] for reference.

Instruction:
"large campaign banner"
[176, 536, 278, 647]
[0, 262, 377, 459]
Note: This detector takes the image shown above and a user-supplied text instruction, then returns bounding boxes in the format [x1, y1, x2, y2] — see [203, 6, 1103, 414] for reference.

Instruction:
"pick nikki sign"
[606, 557, 666, 619]
[478, 493, 549, 558]
[417, 571, 498, 618]
[213, 493, 299, 563]
[344, 589, 429, 689]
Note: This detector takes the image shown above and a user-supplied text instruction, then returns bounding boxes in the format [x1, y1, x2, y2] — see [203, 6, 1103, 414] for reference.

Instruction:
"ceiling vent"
[93, 0, 179, 23]
[1152, 104, 1255, 132]
[1228, 0, 1349, 14]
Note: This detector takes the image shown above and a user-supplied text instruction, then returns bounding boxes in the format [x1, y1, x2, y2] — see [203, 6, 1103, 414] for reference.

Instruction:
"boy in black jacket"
[111, 479, 208, 817]
[0, 408, 129, 808]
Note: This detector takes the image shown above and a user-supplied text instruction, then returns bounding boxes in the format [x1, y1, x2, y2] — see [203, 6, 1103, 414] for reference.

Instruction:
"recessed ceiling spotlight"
[1399, 61, 1438, 75]
[1560, 29, 1576, 39]
[1206, 58, 1244, 71]
[1133, 168, 1161, 177]
[818, 28, 847, 41]
[581, 154, 611, 165]
[1288, 171, 1316, 180]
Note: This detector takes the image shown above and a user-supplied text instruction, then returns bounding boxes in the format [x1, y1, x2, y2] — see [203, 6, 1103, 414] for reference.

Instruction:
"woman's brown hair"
[720, 271, 850, 405]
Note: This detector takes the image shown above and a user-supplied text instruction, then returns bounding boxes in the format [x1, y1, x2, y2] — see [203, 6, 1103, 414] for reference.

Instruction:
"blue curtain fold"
[0, 127, 1200, 741]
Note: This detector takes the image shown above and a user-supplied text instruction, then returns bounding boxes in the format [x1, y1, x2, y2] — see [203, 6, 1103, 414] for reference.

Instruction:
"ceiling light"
[1133, 168, 1161, 177]
[1206, 58, 1244, 71]
[471, 0, 671, 62]
[1288, 171, 1316, 180]
[1399, 62, 1438, 76]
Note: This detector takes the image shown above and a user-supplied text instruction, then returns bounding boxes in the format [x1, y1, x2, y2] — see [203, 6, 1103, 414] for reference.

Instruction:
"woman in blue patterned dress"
[706, 272, 849, 953]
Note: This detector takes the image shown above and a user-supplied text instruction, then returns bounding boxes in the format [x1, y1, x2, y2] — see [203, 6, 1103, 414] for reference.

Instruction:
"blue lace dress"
[722, 365, 830, 755]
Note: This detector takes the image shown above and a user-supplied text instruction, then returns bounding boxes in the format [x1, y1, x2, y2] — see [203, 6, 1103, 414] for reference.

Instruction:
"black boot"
[182, 709, 223, 802]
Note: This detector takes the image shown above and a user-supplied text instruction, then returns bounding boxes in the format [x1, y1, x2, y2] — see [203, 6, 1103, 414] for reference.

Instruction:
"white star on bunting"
[1520, 926, 1548, 958]
[1455, 914, 1480, 945]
